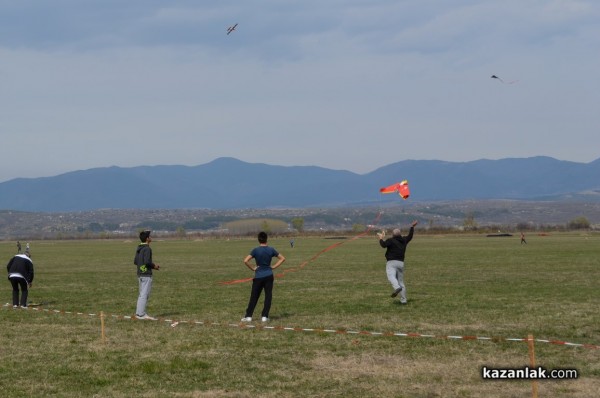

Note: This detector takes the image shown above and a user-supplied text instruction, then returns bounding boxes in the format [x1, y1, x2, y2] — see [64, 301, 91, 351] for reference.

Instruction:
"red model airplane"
[380, 180, 410, 200]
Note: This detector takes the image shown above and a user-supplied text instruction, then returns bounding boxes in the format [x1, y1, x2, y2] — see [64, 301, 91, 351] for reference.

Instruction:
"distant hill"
[1, 156, 599, 212]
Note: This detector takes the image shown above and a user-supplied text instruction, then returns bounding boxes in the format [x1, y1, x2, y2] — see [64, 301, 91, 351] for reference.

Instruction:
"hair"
[257, 231, 268, 244]
[139, 230, 151, 242]
[392, 229, 402, 237]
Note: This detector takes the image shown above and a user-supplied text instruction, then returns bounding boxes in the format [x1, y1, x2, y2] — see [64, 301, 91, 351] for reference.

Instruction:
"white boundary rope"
[3, 303, 599, 350]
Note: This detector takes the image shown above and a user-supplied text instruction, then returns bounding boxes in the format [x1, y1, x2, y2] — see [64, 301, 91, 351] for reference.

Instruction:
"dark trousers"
[245, 275, 274, 318]
[10, 278, 29, 307]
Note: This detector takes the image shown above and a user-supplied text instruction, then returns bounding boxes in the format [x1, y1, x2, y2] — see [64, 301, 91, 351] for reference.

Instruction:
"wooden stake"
[100, 311, 106, 343]
[528, 334, 538, 398]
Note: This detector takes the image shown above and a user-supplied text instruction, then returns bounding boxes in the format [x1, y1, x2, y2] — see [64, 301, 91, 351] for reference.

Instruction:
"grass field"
[1, 232, 599, 397]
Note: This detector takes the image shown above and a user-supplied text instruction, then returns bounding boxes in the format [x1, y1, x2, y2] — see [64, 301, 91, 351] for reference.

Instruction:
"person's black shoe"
[391, 287, 402, 298]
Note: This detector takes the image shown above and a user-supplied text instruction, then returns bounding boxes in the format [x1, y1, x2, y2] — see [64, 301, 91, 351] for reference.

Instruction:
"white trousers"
[136, 276, 153, 316]
[385, 260, 406, 303]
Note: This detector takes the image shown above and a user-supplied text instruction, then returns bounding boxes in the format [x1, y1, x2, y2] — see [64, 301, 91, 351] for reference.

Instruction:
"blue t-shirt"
[250, 245, 279, 279]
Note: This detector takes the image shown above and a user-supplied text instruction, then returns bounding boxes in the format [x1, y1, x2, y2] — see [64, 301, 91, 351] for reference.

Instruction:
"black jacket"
[7, 254, 34, 283]
[134, 243, 155, 276]
[379, 227, 414, 261]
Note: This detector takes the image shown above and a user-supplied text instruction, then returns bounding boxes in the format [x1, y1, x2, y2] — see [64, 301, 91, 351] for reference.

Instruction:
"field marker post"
[100, 311, 106, 343]
[527, 334, 538, 398]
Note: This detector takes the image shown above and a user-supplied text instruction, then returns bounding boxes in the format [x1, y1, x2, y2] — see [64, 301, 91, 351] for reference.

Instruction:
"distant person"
[17, 241, 22, 253]
[377, 221, 418, 304]
[134, 230, 160, 320]
[7, 252, 34, 308]
[25, 243, 30, 255]
[241, 231, 285, 323]
[520, 232, 527, 245]
[290, 238, 295, 248]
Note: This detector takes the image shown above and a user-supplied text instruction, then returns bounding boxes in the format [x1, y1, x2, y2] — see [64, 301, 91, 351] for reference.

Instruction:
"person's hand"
[154, 264, 160, 270]
[411, 220, 418, 227]
[377, 230, 386, 239]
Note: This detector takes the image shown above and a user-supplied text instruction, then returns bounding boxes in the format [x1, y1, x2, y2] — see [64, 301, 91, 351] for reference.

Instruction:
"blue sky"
[1, 0, 599, 182]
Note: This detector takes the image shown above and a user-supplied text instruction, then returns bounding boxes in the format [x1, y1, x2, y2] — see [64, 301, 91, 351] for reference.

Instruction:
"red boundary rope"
[218, 211, 384, 285]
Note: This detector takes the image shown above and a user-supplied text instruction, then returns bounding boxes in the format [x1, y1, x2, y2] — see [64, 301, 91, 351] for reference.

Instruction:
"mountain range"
[1, 156, 600, 212]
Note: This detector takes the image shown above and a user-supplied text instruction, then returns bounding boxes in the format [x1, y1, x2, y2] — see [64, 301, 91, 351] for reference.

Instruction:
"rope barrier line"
[218, 211, 384, 285]
[3, 303, 599, 350]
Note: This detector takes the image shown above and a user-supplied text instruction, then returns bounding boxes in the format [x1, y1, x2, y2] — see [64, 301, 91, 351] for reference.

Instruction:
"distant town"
[2, 200, 599, 240]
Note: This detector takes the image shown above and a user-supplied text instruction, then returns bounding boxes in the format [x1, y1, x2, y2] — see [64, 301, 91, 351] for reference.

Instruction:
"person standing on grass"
[377, 220, 418, 304]
[134, 230, 160, 320]
[7, 252, 34, 308]
[241, 231, 285, 323]
[520, 232, 527, 244]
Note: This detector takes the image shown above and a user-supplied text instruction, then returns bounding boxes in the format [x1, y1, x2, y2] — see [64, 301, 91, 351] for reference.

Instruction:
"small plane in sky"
[491, 75, 519, 84]
[227, 23, 238, 35]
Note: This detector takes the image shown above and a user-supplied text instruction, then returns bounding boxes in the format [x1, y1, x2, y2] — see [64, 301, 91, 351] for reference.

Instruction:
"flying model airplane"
[227, 23, 238, 35]
[491, 75, 518, 84]
[380, 180, 410, 200]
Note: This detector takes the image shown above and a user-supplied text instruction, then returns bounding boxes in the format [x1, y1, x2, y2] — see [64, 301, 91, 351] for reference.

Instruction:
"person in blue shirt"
[241, 231, 285, 323]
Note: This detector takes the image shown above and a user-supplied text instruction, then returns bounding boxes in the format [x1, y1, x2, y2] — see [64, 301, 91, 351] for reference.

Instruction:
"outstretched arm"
[405, 221, 418, 241]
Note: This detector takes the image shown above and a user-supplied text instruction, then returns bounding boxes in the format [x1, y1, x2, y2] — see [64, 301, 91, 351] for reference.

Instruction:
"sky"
[1, 0, 599, 182]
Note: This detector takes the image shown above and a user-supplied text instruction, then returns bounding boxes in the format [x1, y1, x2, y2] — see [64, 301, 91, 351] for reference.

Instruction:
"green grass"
[1, 233, 599, 397]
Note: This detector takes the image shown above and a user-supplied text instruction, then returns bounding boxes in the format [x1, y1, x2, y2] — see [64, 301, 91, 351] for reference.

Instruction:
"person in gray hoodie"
[7, 252, 34, 308]
[134, 230, 160, 320]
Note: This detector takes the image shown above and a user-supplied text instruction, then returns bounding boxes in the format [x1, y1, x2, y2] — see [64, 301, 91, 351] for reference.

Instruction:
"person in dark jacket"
[377, 221, 418, 304]
[134, 230, 160, 320]
[7, 253, 34, 308]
